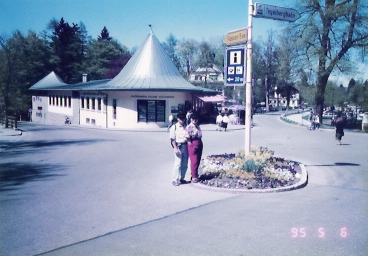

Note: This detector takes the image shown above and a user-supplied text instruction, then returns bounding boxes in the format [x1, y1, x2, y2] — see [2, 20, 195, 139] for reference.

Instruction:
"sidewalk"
[282, 111, 311, 127]
[0, 126, 22, 136]
[0, 126, 22, 152]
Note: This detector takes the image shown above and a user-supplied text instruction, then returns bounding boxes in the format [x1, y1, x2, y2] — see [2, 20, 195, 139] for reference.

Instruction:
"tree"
[49, 18, 85, 83]
[84, 38, 130, 80]
[162, 33, 181, 72]
[347, 78, 356, 93]
[98, 26, 112, 41]
[0, 31, 50, 122]
[177, 39, 198, 79]
[288, 0, 368, 119]
[274, 29, 299, 108]
[0, 35, 14, 125]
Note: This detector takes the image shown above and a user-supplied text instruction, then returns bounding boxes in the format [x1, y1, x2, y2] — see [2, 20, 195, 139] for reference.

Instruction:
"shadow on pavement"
[0, 162, 66, 192]
[1, 139, 109, 158]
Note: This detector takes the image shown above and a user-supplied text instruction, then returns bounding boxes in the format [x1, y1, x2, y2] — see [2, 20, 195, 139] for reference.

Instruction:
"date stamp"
[291, 227, 348, 238]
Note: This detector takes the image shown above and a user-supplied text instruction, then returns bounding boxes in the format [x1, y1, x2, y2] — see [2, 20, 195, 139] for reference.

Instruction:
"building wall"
[106, 91, 192, 129]
[31, 94, 48, 124]
[79, 91, 107, 127]
[31, 90, 193, 128]
[32, 91, 80, 125]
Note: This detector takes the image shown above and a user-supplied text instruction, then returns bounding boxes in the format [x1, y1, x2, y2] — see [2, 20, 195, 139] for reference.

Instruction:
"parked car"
[323, 110, 338, 119]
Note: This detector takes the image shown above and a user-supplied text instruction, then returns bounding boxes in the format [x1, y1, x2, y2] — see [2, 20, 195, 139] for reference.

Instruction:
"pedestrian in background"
[314, 114, 320, 130]
[185, 113, 203, 183]
[335, 112, 345, 145]
[222, 114, 229, 131]
[216, 112, 223, 131]
[169, 113, 188, 186]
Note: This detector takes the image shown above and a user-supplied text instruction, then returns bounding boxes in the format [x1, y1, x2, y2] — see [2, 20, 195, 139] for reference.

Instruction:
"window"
[97, 98, 101, 111]
[68, 96, 71, 108]
[49, 96, 52, 105]
[64, 96, 67, 107]
[86, 97, 90, 109]
[137, 100, 165, 122]
[113, 99, 117, 119]
[81, 97, 85, 108]
[92, 97, 95, 110]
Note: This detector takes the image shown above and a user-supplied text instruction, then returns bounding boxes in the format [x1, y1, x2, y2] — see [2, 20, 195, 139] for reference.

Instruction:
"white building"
[29, 32, 217, 129]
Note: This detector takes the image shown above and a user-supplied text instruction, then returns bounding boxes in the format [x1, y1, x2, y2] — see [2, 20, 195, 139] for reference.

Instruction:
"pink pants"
[187, 140, 203, 179]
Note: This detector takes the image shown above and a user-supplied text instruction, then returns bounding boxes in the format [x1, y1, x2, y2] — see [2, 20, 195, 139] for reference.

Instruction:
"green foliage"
[84, 39, 130, 80]
[239, 146, 273, 173]
[98, 26, 112, 41]
[0, 31, 50, 117]
[49, 18, 85, 83]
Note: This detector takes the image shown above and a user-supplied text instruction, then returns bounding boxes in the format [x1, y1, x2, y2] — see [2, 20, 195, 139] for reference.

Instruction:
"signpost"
[253, 2, 301, 22]
[224, 0, 300, 156]
[224, 46, 246, 86]
[223, 28, 247, 46]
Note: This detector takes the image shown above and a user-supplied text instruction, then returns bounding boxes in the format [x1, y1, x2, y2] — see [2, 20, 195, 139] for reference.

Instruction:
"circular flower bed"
[198, 146, 302, 189]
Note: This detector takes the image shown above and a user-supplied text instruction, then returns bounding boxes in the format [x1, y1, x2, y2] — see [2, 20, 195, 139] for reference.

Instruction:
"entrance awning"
[197, 95, 225, 103]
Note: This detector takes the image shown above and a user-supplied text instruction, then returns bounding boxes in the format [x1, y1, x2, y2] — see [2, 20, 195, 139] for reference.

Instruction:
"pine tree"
[98, 26, 112, 41]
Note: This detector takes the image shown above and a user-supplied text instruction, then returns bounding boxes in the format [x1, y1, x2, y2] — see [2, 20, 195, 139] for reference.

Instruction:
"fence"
[0, 116, 17, 129]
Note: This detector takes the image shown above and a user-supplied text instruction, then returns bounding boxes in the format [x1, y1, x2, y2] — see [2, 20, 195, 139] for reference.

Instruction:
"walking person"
[314, 114, 320, 130]
[185, 113, 203, 183]
[335, 112, 345, 145]
[222, 114, 229, 131]
[216, 112, 223, 131]
[169, 113, 188, 186]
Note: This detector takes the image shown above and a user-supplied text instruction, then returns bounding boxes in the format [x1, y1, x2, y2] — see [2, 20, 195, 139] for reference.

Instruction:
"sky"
[0, 0, 296, 49]
[0, 0, 367, 85]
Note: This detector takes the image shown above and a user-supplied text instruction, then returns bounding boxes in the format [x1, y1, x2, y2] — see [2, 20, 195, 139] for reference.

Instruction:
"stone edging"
[191, 164, 308, 194]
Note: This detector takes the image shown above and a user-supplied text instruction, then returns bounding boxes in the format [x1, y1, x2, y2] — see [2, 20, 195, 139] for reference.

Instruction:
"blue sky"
[1, 0, 366, 84]
[0, 0, 296, 49]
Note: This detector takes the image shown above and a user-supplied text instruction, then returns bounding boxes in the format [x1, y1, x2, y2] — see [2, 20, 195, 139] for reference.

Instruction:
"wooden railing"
[0, 116, 17, 129]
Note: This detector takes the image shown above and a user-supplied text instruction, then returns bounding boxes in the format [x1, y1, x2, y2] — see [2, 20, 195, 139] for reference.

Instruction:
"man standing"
[169, 113, 188, 186]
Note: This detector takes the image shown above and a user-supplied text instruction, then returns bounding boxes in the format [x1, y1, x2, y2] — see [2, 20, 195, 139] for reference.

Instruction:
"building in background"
[29, 32, 218, 128]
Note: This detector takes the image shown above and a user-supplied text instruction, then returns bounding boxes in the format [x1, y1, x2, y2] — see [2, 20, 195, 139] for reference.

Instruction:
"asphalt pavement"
[1, 113, 367, 256]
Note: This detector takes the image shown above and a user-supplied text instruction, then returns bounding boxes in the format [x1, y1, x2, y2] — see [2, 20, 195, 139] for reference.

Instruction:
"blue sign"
[224, 46, 246, 86]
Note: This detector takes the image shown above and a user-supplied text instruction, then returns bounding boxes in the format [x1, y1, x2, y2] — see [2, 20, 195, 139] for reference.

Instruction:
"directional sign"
[224, 46, 246, 86]
[223, 28, 247, 46]
[253, 2, 300, 22]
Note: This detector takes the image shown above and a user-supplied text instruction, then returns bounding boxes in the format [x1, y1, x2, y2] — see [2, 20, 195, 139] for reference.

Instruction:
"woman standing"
[185, 113, 203, 183]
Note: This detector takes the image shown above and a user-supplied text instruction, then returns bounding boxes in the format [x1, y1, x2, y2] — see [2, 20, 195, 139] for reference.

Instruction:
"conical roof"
[104, 32, 202, 92]
[29, 71, 67, 90]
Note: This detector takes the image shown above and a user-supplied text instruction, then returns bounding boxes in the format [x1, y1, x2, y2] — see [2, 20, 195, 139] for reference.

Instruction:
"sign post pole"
[245, 0, 253, 156]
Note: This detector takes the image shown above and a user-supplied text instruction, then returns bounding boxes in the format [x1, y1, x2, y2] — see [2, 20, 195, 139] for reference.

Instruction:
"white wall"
[79, 92, 107, 127]
[106, 91, 192, 129]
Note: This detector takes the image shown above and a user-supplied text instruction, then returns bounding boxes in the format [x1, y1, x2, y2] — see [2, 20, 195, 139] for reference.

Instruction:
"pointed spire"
[106, 33, 202, 91]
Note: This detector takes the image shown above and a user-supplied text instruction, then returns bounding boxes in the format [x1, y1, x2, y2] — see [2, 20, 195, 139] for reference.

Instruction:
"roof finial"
[149, 24, 153, 34]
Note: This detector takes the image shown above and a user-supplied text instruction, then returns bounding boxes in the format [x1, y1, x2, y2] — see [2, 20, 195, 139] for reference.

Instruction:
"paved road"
[0, 114, 367, 256]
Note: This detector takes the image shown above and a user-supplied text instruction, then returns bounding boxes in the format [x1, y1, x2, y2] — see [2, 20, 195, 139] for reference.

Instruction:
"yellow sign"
[223, 28, 247, 45]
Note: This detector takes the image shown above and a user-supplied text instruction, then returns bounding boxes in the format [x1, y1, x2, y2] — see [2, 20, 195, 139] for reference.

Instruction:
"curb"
[191, 164, 308, 194]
